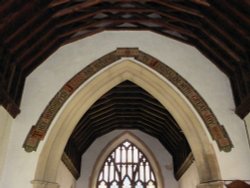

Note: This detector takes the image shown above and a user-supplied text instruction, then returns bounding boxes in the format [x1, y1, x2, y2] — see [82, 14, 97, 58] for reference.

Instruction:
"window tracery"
[97, 140, 157, 188]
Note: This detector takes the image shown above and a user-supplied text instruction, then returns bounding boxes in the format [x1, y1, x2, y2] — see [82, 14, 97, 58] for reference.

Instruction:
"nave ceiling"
[0, 0, 250, 118]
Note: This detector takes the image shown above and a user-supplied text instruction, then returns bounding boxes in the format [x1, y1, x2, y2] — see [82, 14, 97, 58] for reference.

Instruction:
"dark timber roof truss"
[1, 0, 250, 118]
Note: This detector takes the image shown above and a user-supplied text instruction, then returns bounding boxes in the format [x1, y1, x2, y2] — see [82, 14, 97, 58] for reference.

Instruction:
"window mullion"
[97, 140, 157, 188]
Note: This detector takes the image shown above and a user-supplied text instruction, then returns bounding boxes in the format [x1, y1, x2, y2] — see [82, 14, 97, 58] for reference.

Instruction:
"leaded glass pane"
[96, 140, 157, 188]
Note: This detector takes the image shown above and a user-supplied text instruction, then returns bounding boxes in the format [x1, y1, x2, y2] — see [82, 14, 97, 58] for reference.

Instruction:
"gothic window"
[97, 140, 157, 188]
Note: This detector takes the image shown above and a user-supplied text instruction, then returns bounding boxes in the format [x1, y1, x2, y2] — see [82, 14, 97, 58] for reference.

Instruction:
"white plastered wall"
[0, 31, 250, 188]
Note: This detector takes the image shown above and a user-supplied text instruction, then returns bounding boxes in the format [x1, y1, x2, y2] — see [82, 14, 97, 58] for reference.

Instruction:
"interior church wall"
[0, 31, 250, 188]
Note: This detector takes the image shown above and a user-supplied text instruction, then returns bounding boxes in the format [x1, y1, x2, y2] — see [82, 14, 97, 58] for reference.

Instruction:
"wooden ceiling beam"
[72, 117, 94, 140]
[73, 96, 184, 152]
[138, 113, 169, 127]
[0, 2, 37, 40]
[86, 103, 115, 117]
[203, 17, 246, 53]
[76, 122, 170, 154]
[79, 119, 178, 152]
[208, 4, 248, 37]
[57, 18, 196, 40]
[14, 28, 55, 65]
[57, 6, 201, 29]
[4, 9, 47, 45]
[0, 0, 29, 21]
[167, 19, 243, 64]
[49, 0, 71, 7]
[137, 120, 179, 148]
[8, 12, 243, 76]
[75, 110, 171, 134]
[1, 0, 250, 119]
[9, 23, 56, 70]
[87, 97, 167, 117]
[55, 12, 97, 28]
[157, 11, 200, 28]
[62, 27, 104, 45]
[53, 0, 101, 17]
[79, 115, 119, 132]
[85, 103, 169, 123]
[77, 130, 99, 151]
[0, 0, 15, 12]
[57, 19, 108, 38]
[86, 102, 116, 117]
[19, 30, 58, 70]
[100, 95, 165, 109]
[22, 34, 60, 73]
[138, 115, 182, 146]
[153, 0, 203, 18]
[56, 8, 161, 28]
[65, 80, 191, 178]
[190, 0, 210, 7]
[215, 0, 250, 26]
[87, 110, 118, 123]
[140, 104, 172, 120]
[200, 28, 242, 62]
[76, 120, 123, 148]
[194, 37, 236, 71]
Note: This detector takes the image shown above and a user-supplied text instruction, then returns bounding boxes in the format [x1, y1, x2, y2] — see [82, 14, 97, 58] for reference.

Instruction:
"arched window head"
[97, 140, 157, 188]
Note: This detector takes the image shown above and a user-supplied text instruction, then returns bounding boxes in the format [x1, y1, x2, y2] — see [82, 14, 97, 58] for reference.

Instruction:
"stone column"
[31, 180, 60, 188]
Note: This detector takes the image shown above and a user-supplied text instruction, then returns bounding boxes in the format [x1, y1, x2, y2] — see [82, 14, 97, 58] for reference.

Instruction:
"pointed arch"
[28, 49, 227, 188]
[24, 48, 232, 153]
[90, 132, 164, 188]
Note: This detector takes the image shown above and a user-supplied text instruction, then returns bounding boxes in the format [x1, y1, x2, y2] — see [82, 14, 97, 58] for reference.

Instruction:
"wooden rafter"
[0, 0, 249, 119]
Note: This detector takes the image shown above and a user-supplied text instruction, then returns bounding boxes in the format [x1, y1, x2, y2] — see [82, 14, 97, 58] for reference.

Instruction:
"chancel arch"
[30, 51, 227, 188]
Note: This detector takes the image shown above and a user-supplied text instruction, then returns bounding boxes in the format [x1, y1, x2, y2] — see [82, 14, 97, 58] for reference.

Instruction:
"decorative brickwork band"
[23, 48, 233, 152]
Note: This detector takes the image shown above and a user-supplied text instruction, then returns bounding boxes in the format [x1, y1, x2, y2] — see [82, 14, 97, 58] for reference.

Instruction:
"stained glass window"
[97, 140, 157, 188]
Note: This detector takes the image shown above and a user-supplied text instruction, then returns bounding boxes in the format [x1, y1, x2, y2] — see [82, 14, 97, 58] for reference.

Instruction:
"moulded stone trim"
[31, 180, 59, 188]
[197, 181, 224, 188]
[23, 48, 233, 153]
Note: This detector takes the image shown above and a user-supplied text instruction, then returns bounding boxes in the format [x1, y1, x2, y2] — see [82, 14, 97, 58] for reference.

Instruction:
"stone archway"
[30, 50, 227, 188]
